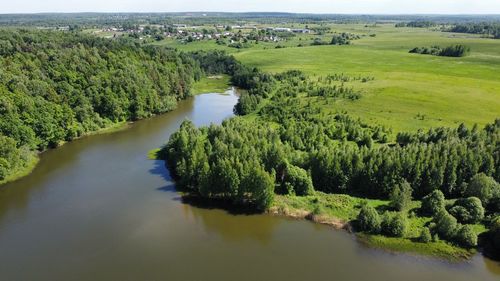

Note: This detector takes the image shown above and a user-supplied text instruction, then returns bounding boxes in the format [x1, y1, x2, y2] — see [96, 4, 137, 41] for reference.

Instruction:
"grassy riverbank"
[0, 154, 39, 186]
[270, 192, 480, 261]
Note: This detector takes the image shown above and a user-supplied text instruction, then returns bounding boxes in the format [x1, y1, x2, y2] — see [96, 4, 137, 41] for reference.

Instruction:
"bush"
[390, 180, 413, 211]
[282, 165, 314, 196]
[433, 210, 458, 240]
[449, 197, 484, 224]
[421, 190, 445, 215]
[419, 227, 432, 243]
[465, 173, 500, 205]
[455, 225, 478, 248]
[381, 212, 408, 237]
[357, 204, 381, 233]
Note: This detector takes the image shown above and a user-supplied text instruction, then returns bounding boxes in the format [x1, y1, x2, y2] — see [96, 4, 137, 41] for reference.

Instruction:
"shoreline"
[0, 80, 230, 188]
[0, 121, 130, 187]
[267, 202, 475, 262]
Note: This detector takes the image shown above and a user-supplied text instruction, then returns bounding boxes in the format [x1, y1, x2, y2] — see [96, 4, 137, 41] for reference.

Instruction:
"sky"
[1, 0, 500, 14]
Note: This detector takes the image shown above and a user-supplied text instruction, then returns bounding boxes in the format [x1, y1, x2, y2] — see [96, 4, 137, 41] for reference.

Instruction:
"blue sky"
[1, 0, 500, 14]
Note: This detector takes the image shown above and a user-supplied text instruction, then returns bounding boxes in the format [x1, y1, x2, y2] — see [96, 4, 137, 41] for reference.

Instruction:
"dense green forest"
[161, 51, 499, 256]
[0, 29, 204, 182]
[449, 23, 500, 39]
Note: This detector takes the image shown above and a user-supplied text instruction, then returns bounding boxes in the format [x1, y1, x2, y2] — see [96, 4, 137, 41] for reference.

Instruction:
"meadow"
[159, 23, 500, 133]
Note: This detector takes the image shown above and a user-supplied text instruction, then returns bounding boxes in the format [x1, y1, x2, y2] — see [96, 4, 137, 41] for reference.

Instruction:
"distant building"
[291, 29, 311, 34]
[274, 28, 291, 32]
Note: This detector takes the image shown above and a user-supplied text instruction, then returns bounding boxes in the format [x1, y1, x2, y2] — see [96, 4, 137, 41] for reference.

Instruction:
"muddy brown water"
[0, 89, 499, 281]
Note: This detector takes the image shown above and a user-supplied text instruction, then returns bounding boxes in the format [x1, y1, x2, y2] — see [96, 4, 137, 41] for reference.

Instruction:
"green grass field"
[160, 23, 500, 133]
[191, 75, 231, 94]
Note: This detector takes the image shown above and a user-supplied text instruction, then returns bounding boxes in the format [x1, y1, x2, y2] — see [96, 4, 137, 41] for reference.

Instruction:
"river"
[0, 89, 498, 281]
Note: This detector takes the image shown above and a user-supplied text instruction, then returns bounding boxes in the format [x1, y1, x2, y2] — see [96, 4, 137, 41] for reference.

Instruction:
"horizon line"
[1, 11, 500, 16]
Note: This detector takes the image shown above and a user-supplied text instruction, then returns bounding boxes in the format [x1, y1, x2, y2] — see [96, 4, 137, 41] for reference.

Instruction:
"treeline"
[0, 29, 205, 182]
[162, 68, 499, 202]
[395, 21, 436, 28]
[409, 45, 470, 57]
[449, 23, 500, 39]
[163, 111, 499, 205]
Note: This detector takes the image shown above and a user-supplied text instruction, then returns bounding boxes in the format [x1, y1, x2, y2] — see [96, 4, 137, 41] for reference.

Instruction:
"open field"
[159, 23, 500, 133]
[191, 75, 231, 94]
[234, 25, 500, 132]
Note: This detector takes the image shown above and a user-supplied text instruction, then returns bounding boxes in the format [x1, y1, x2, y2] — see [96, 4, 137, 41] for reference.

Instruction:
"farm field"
[159, 24, 500, 133]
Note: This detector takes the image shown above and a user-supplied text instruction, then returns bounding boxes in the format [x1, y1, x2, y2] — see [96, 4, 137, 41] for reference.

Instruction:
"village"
[91, 23, 313, 46]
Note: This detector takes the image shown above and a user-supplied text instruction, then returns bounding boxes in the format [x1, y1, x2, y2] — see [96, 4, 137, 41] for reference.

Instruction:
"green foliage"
[330, 33, 360, 45]
[409, 45, 470, 57]
[0, 29, 203, 180]
[433, 210, 458, 240]
[419, 227, 432, 243]
[449, 197, 485, 224]
[163, 118, 278, 211]
[421, 190, 446, 215]
[449, 23, 500, 39]
[281, 165, 314, 196]
[381, 212, 408, 237]
[390, 180, 413, 211]
[357, 204, 381, 233]
[240, 165, 275, 211]
[455, 225, 478, 248]
[465, 173, 500, 206]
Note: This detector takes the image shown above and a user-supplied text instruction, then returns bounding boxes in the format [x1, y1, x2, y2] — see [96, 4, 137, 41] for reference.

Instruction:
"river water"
[0, 89, 498, 281]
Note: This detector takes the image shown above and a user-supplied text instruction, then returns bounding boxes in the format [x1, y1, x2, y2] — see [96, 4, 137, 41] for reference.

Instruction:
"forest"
[449, 23, 500, 39]
[0, 29, 205, 182]
[161, 51, 500, 257]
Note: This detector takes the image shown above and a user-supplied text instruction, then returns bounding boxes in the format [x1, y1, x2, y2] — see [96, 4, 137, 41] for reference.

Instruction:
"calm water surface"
[0, 89, 499, 281]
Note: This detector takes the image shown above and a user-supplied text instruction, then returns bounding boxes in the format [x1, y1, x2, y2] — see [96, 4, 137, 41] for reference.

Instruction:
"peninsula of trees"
[162, 51, 500, 259]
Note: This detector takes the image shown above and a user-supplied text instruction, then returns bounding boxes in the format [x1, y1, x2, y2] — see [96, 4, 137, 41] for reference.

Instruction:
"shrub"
[357, 204, 381, 233]
[465, 173, 500, 205]
[449, 197, 484, 224]
[282, 165, 314, 196]
[433, 210, 458, 240]
[381, 212, 408, 237]
[455, 225, 478, 248]
[419, 227, 432, 243]
[390, 180, 413, 211]
[421, 190, 445, 215]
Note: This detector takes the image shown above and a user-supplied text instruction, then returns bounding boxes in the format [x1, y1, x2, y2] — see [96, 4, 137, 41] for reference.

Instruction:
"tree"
[466, 173, 500, 205]
[433, 210, 458, 240]
[357, 204, 381, 233]
[241, 166, 275, 211]
[381, 212, 408, 237]
[449, 197, 484, 224]
[390, 180, 413, 211]
[421, 190, 445, 215]
[419, 227, 432, 243]
[455, 225, 478, 248]
[281, 165, 314, 196]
